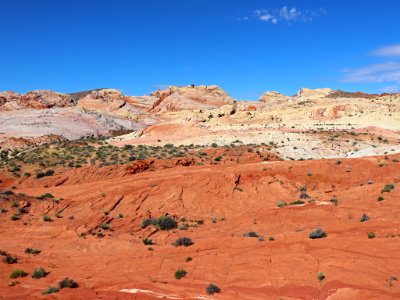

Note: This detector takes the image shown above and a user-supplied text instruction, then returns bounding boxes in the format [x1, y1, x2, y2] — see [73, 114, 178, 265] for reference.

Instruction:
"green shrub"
[143, 238, 153, 245]
[9, 269, 27, 279]
[289, 200, 305, 205]
[32, 267, 47, 279]
[141, 218, 155, 229]
[276, 201, 287, 208]
[368, 232, 376, 239]
[58, 277, 78, 288]
[309, 228, 327, 239]
[173, 237, 193, 247]
[156, 216, 177, 230]
[43, 215, 52, 222]
[100, 223, 110, 230]
[25, 248, 41, 255]
[206, 283, 220, 295]
[317, 272, 325, 281]
[42, 286, 59, 295]
[360, 213, 369, 222]
[175, 269, 187, 279]
[3, 255, 17, 264]
[377, 196, 384, 201]
[243, 231, 258, 238]
[382, 184, 395, 193]
[38, 193, 54, 199]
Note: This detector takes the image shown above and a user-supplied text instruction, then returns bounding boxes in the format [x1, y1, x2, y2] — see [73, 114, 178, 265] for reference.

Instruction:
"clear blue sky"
[1, 0, 400, 99]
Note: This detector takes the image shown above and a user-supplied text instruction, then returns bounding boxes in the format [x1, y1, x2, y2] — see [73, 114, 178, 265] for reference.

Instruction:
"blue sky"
[1, 0, 400, 100]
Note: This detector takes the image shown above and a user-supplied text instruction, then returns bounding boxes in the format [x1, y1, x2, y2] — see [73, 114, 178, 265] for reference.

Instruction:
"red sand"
[1, 154, 400, 299]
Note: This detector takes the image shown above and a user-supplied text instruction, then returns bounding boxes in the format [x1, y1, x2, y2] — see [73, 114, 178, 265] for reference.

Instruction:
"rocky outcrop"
[259, 91, 289, 106]
[296, 87, 333, 99]
[150, 85, 234, 112]
[0, 91, 21, 111]
[0, 90, 73, 110]
[19, 90, 74, 109]
[77, 89, 156, 118]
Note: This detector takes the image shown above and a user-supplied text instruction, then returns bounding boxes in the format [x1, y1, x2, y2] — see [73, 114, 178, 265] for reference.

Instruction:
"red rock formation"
[19, 90, 74, 109]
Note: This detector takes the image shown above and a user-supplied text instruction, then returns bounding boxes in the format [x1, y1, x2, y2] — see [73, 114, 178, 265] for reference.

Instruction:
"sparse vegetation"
[42, 286, 60, 295]
[156, 215, 177, 230]
[368, 232, 376, 239]
[317, 272, 325, 281]
[43, 215, 52, 222]
[381, 184, 395, 193]
[25, 248, 41, 255]
[9, 269, 27, 279]
[206, 283, 220, 295]
[32, 267, 48, 279]
[360, 213, 369, 222]
[174, 269, 187, 280]
[309, 228, 327, 239]
[58, 277, 78, 289]
[143, 238, 153, 245]
[243, 231, 259, 238]
[276, 201, 287, 208]
[173, 237, 194, 247]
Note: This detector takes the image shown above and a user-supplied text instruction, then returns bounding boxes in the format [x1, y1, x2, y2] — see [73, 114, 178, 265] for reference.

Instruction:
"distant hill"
[68, 88, 108, 103]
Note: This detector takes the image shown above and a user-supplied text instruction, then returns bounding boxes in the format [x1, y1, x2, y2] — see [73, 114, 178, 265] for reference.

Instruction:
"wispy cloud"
[244, 6, 326, 24]
[342, 62, 400, 83]
[371, 44, 400, 57]
[381, 85, 400, 93]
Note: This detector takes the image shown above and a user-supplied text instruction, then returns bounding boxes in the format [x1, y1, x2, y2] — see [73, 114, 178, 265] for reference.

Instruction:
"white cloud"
[341, 62, 400, 84]
[248, 6, 325, 24]
[372, 44, 400, 57]
[279, 6, 300, 21]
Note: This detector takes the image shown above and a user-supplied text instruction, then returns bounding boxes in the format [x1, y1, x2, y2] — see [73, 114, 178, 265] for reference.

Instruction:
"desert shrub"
[330, 197, 338, 205]
[100, 223, 110, 230]
[276, 201, 287, 208]
[360, 213, 369, 222]
[382, 184, 395, 193]
[45, 169, 54, 176]
[2, 190, 15, 195]
[173, 237, 193, 247]
[377, 196, 384, 201]
[10, 214, 20, 221]
[205, 283, 220, 295]
[317, 272, 325, 281]
[143, 238, 153, 245]
[38, 193, 54, 199]
[42, 286, 59, 295]
[290, 200, 305, 205]
[185, 256, 192, 262]
[174, 269, 187, 280]
[58, 277, 78, 288]
[141, 218, 156, 229]
[32, 267, 48, 279]
[299, 192, 309, 199]
[243, 231, 259, 238]
[18, 207, 28, 214]
[368, 232, 376, 239]
[25, 248, 41, 255]
[156, 216, 177, 230]
[3, 255, 17, 264]
[43, 215, 52, 222]
[36, 172, 45, 179]
[309, 228, 327, 239]
[9, 269, 27, 279]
